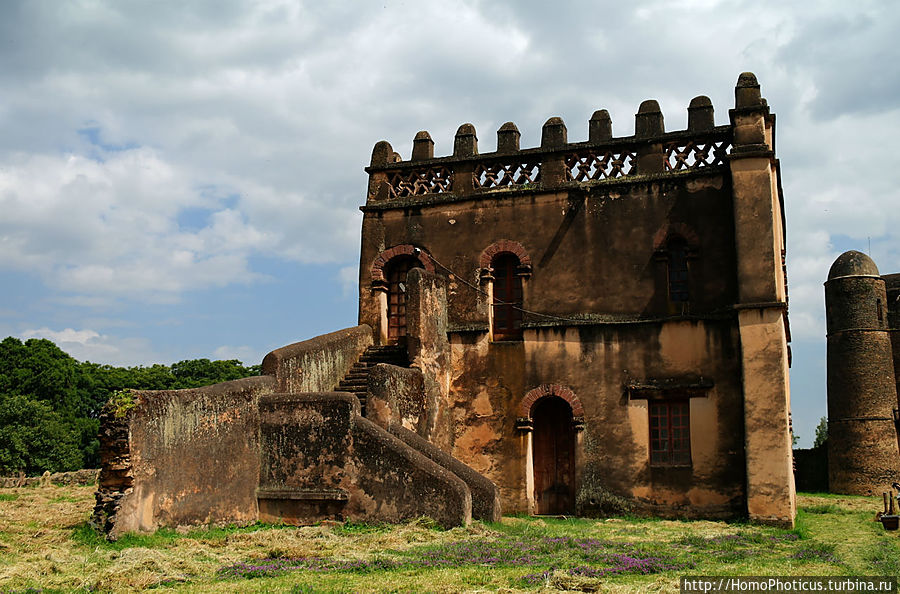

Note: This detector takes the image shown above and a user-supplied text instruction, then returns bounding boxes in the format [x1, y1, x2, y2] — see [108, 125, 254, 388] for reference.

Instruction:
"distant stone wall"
[94, 375, 276, 538]
[261, 325, 373, 393]
[0, 469, 99, 488]
[793, 447, 828, 493]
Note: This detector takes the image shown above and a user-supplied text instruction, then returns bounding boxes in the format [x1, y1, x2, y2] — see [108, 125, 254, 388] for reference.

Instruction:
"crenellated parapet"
[362, 75, 778, 205]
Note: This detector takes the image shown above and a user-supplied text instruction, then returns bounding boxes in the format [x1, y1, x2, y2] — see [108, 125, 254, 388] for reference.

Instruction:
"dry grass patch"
[0, 486, 896, 593]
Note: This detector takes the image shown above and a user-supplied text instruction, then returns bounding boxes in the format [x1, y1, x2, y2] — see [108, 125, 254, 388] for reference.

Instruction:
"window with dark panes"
[492, 253, 523, 340]
[667, 237, 689, 303]
[649, 400, 691, 466]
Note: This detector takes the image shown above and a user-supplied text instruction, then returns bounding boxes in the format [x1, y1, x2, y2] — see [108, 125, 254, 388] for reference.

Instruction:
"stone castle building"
[825, 251, 900, 494]
[94, 72, 796, 537]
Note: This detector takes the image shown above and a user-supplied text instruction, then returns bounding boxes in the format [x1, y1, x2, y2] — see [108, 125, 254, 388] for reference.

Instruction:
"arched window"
[492, 253, 523, 341]
[666, 236, 690, 303]
[385, 255, 424, 342]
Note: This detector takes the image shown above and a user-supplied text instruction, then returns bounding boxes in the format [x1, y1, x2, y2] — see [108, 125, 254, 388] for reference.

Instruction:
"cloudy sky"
[1, 0, 897, 446]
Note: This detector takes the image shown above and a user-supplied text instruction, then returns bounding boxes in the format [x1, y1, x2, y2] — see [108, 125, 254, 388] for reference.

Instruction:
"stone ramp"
[258, 392, 471, 528]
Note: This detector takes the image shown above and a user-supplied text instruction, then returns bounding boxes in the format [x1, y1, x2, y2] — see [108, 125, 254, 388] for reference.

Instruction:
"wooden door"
[532, 396, 575, 514]
[387, 256, 423, 343]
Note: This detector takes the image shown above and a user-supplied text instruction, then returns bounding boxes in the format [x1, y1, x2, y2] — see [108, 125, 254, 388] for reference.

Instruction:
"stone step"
[339, 378, 368, 387]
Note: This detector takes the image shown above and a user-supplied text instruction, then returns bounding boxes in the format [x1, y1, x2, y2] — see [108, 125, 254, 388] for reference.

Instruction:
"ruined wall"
[261, 325, 373, 393]
[257, 392, 471, 528]
[366, 363, 427, 435]
[94, 376, 276, 538]
[405, 268, 454, 450]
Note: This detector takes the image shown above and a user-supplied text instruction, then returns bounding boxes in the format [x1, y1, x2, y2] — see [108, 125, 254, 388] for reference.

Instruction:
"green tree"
[0, 393, 82, 474]
[170, 358, 259, 388]
[813, 416, 828, 448]
[0, 335, 260, 474]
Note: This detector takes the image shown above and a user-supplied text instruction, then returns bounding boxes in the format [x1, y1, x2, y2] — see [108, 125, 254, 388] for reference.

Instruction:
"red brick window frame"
[516, 384, 585, 432]
[479, 240, 532, 271]
[648, 400, 691, 467]
[370, 245, 435, 285]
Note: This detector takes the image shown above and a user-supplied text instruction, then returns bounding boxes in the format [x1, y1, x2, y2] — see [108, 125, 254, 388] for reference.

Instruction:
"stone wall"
[445, 320, 746, 519]
[257, 392, 471, 528]
[94, 375, 276, 538]
[0, 469, 99, 488]
[793, 447, 828, 493]
[261, 325, 373, 393]
[366, 363, 427, 435]
[405, 268, 454, 451]
[387, 421, 501, 522]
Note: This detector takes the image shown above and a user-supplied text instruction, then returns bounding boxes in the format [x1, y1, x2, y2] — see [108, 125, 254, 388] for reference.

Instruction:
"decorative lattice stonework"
[519, 384, 584, 418]
[664, 139, 731, 171]
[474, 160, 541, 189]
[565, 149, 637, 181]
[388, 166, 453, 198]
[370, 245, 436, 283]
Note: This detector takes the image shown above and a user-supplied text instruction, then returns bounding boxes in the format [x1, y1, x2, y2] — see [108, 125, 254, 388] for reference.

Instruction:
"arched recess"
[479, 240, 532, 341]
[479, 239, 532, 271]
[371, 244, 435, 284]
[652, 223, 700, 252]
[370, 245, 436, 344]
[652, 224, 700, 311]
[518, 384, 584, 422]
[516, 384, 584, 515]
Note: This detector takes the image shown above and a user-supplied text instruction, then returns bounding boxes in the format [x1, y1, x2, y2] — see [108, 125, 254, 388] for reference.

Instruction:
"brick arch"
[479, 239, 532, 269]
[652, 223, 700, 251]
[519, 384, 584, 418]
[371, 244, 435, 282]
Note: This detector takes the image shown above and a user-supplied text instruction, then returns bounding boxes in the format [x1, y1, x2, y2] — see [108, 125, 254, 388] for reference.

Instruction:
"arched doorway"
[532, 396, 576, 514]
[385, 255, 424, 343]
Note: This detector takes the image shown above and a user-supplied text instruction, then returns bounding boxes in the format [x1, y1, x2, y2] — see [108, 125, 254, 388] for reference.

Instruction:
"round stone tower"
[825, 251, 900, 494]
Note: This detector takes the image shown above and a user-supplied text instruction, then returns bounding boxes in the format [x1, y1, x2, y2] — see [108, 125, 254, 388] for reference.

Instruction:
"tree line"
[0, 336, 260, 476]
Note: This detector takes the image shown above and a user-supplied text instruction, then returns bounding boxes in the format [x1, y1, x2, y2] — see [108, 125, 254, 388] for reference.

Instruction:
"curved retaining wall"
[261, 325, 373, 393]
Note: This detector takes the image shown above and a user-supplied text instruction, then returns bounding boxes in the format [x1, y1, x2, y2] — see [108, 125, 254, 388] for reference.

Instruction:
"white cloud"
[338, 265, 359, 299]
[22, 327, 99, 345]
[212, 345, 261, 366]
[20, 326, 159, 366]
[0, 0, 897, 445]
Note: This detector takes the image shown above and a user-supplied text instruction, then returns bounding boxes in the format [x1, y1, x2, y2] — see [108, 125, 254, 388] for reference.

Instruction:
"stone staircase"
[335, 345, 408, 416]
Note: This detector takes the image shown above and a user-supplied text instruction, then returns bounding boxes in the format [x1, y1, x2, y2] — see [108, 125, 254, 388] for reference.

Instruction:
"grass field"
[0, 484, 897, 593]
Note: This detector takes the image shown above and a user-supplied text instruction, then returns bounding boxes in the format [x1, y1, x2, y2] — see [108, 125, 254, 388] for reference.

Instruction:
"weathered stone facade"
[94, 72, 795, 536]
[94, 325, 500, 539]
[825, 251, 900, 495]
[359, 72, 794, 526]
